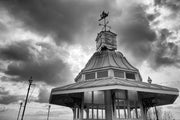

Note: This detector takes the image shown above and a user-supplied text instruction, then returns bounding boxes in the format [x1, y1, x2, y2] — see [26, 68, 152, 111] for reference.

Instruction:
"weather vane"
[98, 11, 111, 31]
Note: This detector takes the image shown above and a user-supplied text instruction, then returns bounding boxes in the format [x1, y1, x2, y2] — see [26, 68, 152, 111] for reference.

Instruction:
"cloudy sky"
[0, 0, 180, 119]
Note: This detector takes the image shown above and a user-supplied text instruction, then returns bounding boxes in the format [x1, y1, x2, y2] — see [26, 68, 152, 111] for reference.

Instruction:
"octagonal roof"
[82, 50, 137, 72]
[75, 49, 140, 82]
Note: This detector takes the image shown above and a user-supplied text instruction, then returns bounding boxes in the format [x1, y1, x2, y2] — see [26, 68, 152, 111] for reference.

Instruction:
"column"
[80, 96, 84, 120]
[105, 90, 113, 120]
[127, 100, 131, 118]
[139, 94, 147, 120]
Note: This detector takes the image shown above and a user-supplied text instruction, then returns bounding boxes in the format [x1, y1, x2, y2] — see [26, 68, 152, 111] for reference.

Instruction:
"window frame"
[114, 69, 125, 78]
[85, 72, 95, 80]
[126, 72, 136, 80]
[97, 70, 108, 78]
[83, 91, 106, 120]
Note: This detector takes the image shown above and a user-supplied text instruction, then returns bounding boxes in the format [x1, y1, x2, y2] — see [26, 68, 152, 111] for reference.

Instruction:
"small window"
[85, 72, 95, 80]
[126, 72, 135, 79]
[114, 70, 124, 78]
[97, 70, 108, 78]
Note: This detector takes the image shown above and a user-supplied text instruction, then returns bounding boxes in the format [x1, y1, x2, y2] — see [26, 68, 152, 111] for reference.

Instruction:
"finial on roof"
[148, 76, 152, 84]
[98, 11, 111, 31]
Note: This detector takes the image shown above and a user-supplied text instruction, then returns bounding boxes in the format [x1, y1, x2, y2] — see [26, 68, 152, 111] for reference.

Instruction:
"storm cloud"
[0, 0, 179, 85]
[154, 0, 180, 11]
[154, 0, 180, 19]
[0, 95, 24, 104]
[149, 29, 180, 69]
[0, 86, 24, 104]
[1, 41, 73, 85]
[113, 2, 180, 69]
[0, 41, 33, 61]
[0, 0, 180, 119]
[115, 4, 156, 63]
[0, 0, 114, 45]
[0, 87, 9, 96]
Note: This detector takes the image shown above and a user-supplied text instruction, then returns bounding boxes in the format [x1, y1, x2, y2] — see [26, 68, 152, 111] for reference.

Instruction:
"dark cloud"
[0, 87, 9, 95]
[0, 76, 10, 82]
[0, 87, 24, 104]
[0, 41, 33, 61]
[147, 14, 157, 21]
[0, 86, 23, 104]
[152, 43, 179, 68]
[154, 0, 180, 18]
[147, 12, 161, 22]
[0, 40, 73, 85]
[154, 0, 161, 6]
[0, 0, 117, 85]
[159, 28, 172, 40]
[149, 29, 180, 69]
[154, 0, 180, 11]
[0, 0, 114, 45]
[0, 95, 24, 104]
[0, 22, 8, 33]
[5, 57, 72, 85]
[116, 4, 156, 63]
[0, 0, 179, 73]
[114, 3, 180, 69]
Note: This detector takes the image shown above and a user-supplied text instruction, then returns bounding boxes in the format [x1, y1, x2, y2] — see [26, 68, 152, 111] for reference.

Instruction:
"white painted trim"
[52, 85, 179, 95]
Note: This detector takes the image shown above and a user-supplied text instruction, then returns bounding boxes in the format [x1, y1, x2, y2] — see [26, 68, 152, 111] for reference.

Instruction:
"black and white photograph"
[0, 0, 180, 120]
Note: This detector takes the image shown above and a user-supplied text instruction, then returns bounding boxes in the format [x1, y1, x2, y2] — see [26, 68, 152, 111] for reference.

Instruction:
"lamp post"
[17, 101, 23, 120]
[21, 77, 33, 120]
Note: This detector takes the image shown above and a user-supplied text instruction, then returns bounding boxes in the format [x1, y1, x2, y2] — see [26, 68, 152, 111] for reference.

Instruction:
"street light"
[21, 77, 33, 120]
[17, 101, 23, 120]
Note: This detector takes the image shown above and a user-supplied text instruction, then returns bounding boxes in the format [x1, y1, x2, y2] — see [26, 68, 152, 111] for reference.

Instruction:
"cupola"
[96, 31, 117, 51]
[74, 11, 141, 82]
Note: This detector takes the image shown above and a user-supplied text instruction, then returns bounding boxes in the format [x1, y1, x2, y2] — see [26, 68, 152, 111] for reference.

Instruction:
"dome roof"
[74, 31, 140, 82]
[74, 49, 140, 82]
[82, 50, 138, 72]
